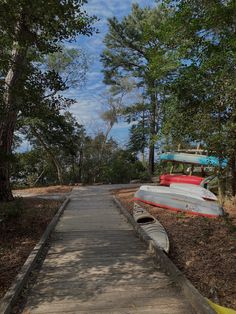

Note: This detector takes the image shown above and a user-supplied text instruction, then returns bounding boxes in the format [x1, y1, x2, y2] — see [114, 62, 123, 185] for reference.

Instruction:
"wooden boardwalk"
[23, 185, 194, 313]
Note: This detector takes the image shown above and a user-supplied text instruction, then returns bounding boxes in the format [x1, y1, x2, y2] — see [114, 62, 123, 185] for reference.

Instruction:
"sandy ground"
[13, 185, 73, 199]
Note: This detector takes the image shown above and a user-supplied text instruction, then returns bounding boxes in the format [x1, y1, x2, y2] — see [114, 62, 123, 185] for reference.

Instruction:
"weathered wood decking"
[23, 185, 194, 313]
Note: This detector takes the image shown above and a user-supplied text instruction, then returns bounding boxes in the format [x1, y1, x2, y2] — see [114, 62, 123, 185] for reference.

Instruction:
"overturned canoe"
[160, 174, 204, 186]
[134, 189, 224, 218]
[133, 203, 169, 253]
[170, 183, 217, 201]
[140, 185, 203, 200]
[160, 152, 228, 168]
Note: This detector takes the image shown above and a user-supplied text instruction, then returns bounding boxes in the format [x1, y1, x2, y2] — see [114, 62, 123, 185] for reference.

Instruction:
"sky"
[66, 0, 155, 147]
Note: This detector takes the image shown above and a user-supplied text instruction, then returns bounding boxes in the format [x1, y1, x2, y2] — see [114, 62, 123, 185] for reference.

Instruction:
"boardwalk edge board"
[0, 196, 70, 314]
[113, 196, 216, 314]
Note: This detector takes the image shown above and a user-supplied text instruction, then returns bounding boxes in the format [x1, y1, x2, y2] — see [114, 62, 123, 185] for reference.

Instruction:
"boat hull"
[134, 189, 223, 218]
[160, 174, 204, 186]
[133, 203, 169, 253]
[160, 152, 227, 168]
[170, 183, 217, 201]
[140, 185, 203, 200]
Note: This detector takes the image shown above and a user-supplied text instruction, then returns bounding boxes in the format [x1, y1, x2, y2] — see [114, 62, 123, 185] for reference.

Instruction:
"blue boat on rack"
[160, 152, 228, 168]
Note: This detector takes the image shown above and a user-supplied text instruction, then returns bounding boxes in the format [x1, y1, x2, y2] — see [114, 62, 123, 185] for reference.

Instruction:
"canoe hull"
[133, 203, 169, 253]
[140, 185, 203, 200]
[160, 174, 204, 186]
[170, 183, 217, 201]
[160, 152, 227, 168]
[134, 190, 223, 218]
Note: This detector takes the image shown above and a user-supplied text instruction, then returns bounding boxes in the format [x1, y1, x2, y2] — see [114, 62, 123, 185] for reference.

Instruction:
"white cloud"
[71, 99, 99, 119]
[70, 0, 155, 141]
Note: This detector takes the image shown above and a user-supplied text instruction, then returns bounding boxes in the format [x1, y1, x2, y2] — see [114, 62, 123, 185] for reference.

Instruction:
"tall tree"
[161, 0, 236, 194]
[101, 4, 178, 175]
[124, 102, 149, 163]
[0, 0, 95, 201]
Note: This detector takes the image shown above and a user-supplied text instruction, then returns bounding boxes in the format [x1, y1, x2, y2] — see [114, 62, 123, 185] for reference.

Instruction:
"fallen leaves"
[0, 197, 62, 298]
[116, 188, 236, 310]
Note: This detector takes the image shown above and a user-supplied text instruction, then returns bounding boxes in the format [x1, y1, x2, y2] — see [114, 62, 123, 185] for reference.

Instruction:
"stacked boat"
[160, 174, 204, 186]
[133, 151, 226, 218]
[159, 151, 227, 187]
[160, 152, 228, 168]
[134, 184, 223, 218]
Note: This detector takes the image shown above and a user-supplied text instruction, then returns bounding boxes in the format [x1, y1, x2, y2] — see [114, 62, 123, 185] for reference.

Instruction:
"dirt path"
[13, 185, 72, 200]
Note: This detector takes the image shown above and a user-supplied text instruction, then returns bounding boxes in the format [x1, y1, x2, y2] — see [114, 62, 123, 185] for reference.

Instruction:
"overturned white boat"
[133, 203, 169, 253]
[134, 187, 223, 218]
[170, 183, 217, 201]
[139, 185, 203, 200]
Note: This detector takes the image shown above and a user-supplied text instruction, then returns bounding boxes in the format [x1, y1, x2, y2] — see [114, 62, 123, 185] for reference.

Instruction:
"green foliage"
[101, 0, 236, 195]
[161, 0, 236, 157]
[101, 4, 180, 174]
[18, 111, 86, 185]
[12, 150, 44, 187]
[0, 0, 96, 115]
[157, 0, 236, 196]
[0, 0, 97, 200]
[47, 47, 90, 89]
[2, 0, 236, 199]
[128, 122, 149, 156]
[101, 150, 146, 184]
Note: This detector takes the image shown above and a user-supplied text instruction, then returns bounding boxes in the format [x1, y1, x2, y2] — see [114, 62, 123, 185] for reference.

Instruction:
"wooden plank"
[25, 299, 192, 313]
[30, 273, 172, 290]
[22, 185, 194, 314]
[36, 262, 163, 278]
[24, 305, 193, 314]
[28, 283, 177, 299]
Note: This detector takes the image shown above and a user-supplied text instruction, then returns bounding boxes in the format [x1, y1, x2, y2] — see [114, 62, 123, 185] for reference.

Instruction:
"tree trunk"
[54, 159, 64, 186]
[30, 126, 64, 185]
[0, 20, 27, 201]
[148, 89, 157, 176]
[217, 169, 226, 206]
[148, 144, 155, 175]
[78, 148, 83, 182]
[100, 121, 114, 161]
[71, 158, 76, 184]
[0, 113, 17, 201]
[141, 110, 146, 165]
[31, 168, 45, 187]
[231, 155, 236, 197]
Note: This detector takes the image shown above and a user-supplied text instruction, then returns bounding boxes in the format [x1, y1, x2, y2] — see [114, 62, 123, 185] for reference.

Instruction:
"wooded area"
[101, 0, 236, 193]
[0, 1, 236, 312]
[0, 0, 235, 202]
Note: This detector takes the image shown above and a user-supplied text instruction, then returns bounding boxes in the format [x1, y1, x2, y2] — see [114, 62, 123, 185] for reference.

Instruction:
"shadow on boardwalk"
[22, 185, 194, 313]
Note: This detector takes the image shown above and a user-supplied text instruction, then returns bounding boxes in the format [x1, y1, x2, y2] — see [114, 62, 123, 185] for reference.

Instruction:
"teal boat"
[160, 152, 227, 168]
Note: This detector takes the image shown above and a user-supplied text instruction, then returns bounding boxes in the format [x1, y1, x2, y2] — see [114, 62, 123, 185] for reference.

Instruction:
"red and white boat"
[134, 186, 223, 218]
[170, 183, 217, 201]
